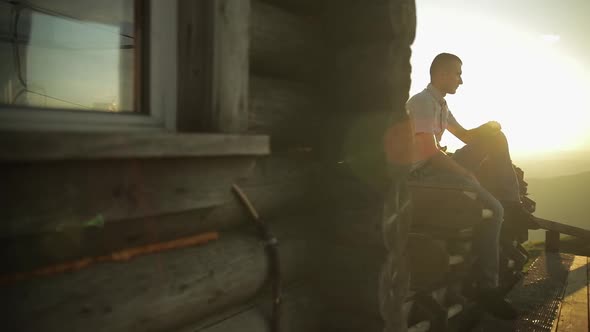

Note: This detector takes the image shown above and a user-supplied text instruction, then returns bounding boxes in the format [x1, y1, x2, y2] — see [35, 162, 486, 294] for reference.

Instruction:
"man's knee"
[488, 130, 509, 147]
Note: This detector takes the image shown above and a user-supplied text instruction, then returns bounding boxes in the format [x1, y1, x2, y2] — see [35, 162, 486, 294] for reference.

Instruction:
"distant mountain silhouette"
[525, 171, 590, 241]
[516, 157, 590, 178]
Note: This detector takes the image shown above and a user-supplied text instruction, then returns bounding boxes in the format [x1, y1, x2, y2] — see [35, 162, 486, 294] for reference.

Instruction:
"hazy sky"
[411, 0, 590, 160]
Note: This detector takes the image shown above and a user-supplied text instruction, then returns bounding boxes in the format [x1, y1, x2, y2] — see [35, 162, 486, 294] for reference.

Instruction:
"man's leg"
[452, 130, 538, 230]
[452, 131, 521, 203]
[415, 170, 517, 319]
[417, 172, 503, 288]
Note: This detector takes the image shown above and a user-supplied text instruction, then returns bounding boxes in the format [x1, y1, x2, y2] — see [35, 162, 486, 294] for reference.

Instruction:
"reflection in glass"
[0, 0, 138, 112]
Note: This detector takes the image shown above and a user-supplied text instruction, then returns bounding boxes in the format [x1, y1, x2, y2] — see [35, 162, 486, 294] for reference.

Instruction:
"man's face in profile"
[443, 61, 463, 94]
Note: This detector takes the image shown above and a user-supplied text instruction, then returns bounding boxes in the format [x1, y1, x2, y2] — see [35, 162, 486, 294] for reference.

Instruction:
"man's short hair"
[430, 53, 462, 77]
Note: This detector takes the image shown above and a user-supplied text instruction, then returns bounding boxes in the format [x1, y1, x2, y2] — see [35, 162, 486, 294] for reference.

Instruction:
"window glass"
[0, 0, 139, 112]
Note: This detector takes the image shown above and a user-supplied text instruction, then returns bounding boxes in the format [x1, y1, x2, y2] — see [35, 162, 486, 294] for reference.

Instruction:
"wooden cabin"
[0, 0, 417, 331]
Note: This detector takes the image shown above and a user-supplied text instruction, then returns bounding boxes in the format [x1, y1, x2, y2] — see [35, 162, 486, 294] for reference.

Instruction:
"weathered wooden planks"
[177, 0, 250, 133]
[259, 0, 322, 14]
[177, 0, 212, 131]
[250, 0, 322, 79]
[332, 42, 412, 113]
[536, 217, 590, 241]
[1, 223, 308, 332]
[324, 0, 416, 45]
[0, 132, 269, 161]
[309, 1, 416, 330]
[1, 158, 255, 237]
[248, 76, 322, 144]
[181, 285, 320, 332]
[1, 155, 318, 271]
[211, 0, 250, 133]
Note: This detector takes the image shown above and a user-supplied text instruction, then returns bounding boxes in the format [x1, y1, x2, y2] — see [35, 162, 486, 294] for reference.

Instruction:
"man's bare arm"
[447, 121, 473, 144]
[449, 120, 502, 144]
[415, 132, 478, 183]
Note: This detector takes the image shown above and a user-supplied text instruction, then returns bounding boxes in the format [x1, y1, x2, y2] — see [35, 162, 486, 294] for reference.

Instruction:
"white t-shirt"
[406, 83, 459, 144]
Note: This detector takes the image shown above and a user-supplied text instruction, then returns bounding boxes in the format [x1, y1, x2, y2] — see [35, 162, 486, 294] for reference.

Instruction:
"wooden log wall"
[0, 155, 317, 273]
[1, 1, 325, 331]
[0, 0, 417, 331]
[249, 0, 328, 150]
[1, 221, 308, 332]
[307, 0, 416, 331]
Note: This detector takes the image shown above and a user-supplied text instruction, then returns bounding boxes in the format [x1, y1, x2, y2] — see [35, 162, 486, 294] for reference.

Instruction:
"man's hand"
[469, 121, 502, 140]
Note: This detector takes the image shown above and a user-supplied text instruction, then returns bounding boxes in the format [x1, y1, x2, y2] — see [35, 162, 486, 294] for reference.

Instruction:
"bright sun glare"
[411, 5, 590, 159]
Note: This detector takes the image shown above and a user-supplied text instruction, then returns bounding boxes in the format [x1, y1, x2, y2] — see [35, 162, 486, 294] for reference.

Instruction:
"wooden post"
[545, 230, 560, 252]
[212, 0, 250, 133]
[177, 0, 250, 133]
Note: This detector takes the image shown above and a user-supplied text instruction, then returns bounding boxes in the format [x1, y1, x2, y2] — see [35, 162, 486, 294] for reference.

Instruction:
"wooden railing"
[535, 217, 590, 252]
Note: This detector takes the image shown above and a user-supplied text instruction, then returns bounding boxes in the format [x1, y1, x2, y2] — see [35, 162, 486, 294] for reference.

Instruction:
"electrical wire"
[13, 88, 90, 109]
[10, 2, 27, 89]
[1, 0, 135, 39]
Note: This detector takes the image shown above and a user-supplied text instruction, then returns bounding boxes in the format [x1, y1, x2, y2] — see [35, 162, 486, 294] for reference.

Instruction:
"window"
[0, 0, 176, 132]
[0, 0, 261, 158]
[0, 0, 250, 139]
[1, 0, 143, 112]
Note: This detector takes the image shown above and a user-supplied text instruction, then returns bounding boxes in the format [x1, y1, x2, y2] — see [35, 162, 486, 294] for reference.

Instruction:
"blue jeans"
[413, 131, 520, 288]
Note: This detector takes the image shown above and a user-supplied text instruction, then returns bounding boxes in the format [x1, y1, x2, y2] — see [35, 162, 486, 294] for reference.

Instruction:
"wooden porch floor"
[474, 253, 589, 331]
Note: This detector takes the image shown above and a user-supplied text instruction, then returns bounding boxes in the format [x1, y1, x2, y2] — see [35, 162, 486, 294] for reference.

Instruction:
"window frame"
[0, 0, 266, 160]
[0, 0, 177, 132]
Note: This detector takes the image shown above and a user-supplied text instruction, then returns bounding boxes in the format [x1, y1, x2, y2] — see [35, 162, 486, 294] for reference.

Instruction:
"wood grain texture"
[1, 157, 256, 236]
[259, 0, 322, 14]
[0, 132, 269, 161]
[181, 285, 320, 332]
[536, 217, 590, 241]
[177, 0, 212, 131]
[250, 0, 322, 79]
[324, 0, 416, 45]
[0, 132, 270, 161]
[333, 42, 412, 113]
[177, 0, 250, 133]
[248, 76, 323, 145]
[546, 230, 561, 253]
[212, 0, 250, 133]
[1, 155, 318, 271]
[1, 223, 308, 332]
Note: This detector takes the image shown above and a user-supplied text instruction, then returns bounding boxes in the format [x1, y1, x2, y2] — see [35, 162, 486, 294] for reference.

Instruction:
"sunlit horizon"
[411, 1, 590, 162]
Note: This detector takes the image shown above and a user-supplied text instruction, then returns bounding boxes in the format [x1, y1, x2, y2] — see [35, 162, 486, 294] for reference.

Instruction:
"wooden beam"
[180, 285, 319, 332]
[324, 0, 416, 45]
[177, 0, 212, 131]
[248, 76, 322, 144]
[258, 0, 322, 14]
[250, 0, 321, 79]
[1, 224, 308, 332]
[1, 155, 318, 270]
[332, 42, 412, 113]
[1, 157, 256, 236]
[0, 132, 269, 161]
[546, 230, 561, 253]
[177, 0, 249, 133]
[535, 217, 590, 241]
[211, 0, 250, 133]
